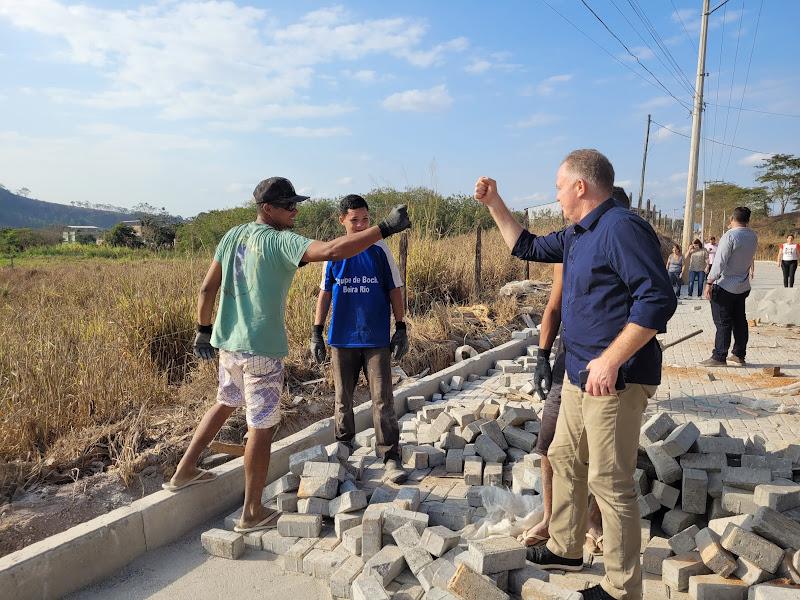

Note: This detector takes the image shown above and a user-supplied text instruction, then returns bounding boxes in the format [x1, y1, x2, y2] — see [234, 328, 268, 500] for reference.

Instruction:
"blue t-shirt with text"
[321, 240, 403, 348]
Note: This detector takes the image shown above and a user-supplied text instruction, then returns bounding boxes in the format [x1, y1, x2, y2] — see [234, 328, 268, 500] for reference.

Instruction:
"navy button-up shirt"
[512, 198, 677, 386]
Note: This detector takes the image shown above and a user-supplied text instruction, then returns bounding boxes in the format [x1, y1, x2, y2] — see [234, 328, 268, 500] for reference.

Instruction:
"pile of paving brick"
[639, 410, 800, 599]
[198, 338, 800, 599]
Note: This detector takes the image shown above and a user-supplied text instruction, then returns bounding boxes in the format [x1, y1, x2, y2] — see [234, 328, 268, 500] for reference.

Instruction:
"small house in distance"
[118, 220, 143, 237]
[62, 225, 101, 243]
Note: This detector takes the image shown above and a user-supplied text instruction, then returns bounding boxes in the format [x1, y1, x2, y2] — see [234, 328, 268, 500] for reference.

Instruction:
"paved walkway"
[69, 261, 798, 600]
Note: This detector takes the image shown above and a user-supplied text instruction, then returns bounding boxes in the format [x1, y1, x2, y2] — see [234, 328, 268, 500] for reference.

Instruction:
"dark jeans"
[668, 271, 682, 296]
[688, 270, 705, 296]
[782, 260, 797, 288]
[710, 285, 750, 361]
[331, 346, 400, 461]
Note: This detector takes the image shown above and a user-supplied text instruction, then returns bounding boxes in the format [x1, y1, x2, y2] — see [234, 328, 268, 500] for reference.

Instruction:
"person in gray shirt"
[699, 206, 758, 366]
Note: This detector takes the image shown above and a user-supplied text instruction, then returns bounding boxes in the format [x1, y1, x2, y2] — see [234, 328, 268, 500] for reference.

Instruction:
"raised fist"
[474, 176, 501, 207]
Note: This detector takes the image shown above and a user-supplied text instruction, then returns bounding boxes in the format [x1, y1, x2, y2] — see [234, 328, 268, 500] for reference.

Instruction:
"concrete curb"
[1, 333, 534, 599]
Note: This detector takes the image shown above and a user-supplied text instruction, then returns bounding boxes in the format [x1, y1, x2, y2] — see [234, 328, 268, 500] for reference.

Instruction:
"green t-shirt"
[211, 222, 312, 357]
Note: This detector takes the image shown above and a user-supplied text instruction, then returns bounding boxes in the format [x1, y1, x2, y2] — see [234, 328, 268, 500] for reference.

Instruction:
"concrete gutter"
[1, 332, 534, 600]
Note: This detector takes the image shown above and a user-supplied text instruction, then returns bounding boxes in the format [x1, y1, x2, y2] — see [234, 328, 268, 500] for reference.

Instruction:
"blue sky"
[1, 0, 798, 218]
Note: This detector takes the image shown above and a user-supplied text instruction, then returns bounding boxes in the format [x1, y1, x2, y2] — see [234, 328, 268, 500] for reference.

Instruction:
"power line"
[651, 119, 773, 155]
[723, 0, 765, 179]
[574, 0, 692, 112]
[716, 0, 744, 180]
[708, 1, 727, 180]
[669, 0, 697, 47]
[705, 102, 800, 119]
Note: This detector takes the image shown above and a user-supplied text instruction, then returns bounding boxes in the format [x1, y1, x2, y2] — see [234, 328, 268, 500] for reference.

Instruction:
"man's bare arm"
[585, 323, 657, 396]
[197, 260, 222, 325]
[474, 177, 524, 250]
[539, 264, 563, 350]
[314, 290, 332, 327]
[302, 228, 383, 263]
[389, 287, 405, 323]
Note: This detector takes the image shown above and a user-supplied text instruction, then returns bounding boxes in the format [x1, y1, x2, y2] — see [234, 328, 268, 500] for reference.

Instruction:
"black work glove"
[310, 325, 326, 364]
[193, 325, 217, 360]
[390, 322, 409, 360]
[533, 347, 552, 399]
[378, 204, 411, 238]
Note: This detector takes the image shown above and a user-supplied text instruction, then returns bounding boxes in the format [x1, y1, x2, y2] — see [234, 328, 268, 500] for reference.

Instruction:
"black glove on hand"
[310, 325, 326, 364]
[390, 322, 409, 360]
[193, 325, 217, 360]
[378, 204, 411, 238]
[533, 347, 552, 399]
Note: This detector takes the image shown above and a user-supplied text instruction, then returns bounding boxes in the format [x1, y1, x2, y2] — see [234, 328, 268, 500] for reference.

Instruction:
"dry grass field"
[0, 228, 552, 499]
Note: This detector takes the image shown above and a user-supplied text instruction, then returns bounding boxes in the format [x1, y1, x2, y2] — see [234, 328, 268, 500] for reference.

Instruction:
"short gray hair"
[562, 149, 615, 195]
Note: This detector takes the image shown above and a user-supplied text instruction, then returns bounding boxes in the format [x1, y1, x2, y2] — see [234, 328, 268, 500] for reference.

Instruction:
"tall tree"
[16, 187, 31, 198]
[756, 153, 800, 215]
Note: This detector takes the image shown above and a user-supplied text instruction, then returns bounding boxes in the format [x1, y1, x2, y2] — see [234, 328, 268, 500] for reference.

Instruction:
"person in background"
[666, 244, 683, 297]
[310, 194, 408, 482]
[164, 177, 411, 534]
[685, 239, 708, 297]
[704, 235, 718, 274]
[778, 234, 798, 288]
[700, 207, 758, 367]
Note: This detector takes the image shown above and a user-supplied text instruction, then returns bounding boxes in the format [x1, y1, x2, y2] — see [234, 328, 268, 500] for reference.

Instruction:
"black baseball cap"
[253, 177, 310, 205]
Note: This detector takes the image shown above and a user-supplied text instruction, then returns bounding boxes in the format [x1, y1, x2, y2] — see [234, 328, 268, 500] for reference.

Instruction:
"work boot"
[698, 357, 726, 367]
[526, 545, 583, 572]
[384, 458, 408, 484]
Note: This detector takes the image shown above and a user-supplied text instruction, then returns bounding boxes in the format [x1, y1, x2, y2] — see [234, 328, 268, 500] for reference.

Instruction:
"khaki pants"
[546, 379, 656, 600]
[331, 347, 400, 461]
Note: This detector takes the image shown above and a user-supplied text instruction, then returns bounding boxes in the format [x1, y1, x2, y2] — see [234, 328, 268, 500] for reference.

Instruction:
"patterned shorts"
[216, 350, 283, 429]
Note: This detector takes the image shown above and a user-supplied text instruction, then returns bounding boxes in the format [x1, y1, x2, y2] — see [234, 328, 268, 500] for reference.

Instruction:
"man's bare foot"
[584, 526, 604, 555]
[238, 504, 279, 530]
[162, 468, 216, 491]
[517, 520, 550, 546]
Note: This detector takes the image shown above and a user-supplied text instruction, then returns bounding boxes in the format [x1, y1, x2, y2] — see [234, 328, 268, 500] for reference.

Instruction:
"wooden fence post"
[474, 226, 482, 301]
[523, 210, 530, 281]
[399, 232, 408, 310]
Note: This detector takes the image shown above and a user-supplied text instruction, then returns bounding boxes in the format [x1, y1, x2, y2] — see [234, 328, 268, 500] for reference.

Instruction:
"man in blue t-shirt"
[310, 194, 408, 481]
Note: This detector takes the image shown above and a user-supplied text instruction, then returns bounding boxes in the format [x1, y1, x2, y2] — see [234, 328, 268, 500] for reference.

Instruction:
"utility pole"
[638, 114, 651, 214]
[701, 182, 706, 240]
[681, 0, 711, 253]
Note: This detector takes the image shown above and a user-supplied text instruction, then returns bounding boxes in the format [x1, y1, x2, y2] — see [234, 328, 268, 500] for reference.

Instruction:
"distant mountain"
[0, 188, 139, 229]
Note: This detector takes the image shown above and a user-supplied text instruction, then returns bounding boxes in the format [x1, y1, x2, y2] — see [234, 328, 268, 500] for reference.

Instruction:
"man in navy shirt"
[475, 149, 676, 600]
[310, 194, 408, 481]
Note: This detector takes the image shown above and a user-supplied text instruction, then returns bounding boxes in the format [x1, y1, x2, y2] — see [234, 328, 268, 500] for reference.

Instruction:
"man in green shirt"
[164, 177, 411, 532]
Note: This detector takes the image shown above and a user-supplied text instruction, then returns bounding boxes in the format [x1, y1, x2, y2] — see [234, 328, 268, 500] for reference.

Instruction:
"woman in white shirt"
[778, 234, 798, 288]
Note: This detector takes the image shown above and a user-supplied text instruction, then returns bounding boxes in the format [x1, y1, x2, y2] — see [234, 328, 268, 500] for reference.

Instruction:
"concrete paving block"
[462, 420, 486, 444]
[479, 420, 509, 450]
[309, 546, 351, 579]
[483, 462, 503, 487]
[519, 578, 582, 600]
[330, 490, 369, 515]
[335, 512, 362, 539]
[481, 404, 500, 421]
[224, 507, 244, 531]
[708, 497, 733, 520]
[395, 487, 422, 512]
[392, 581, 425, 600]
[640, 412, 676, 446]
[503, 427, 537, 452]
[339, 479, 358, 494]
[708, 472, 724, 499]
[364, 544, 406, 585]
[467, 536, 526, 574]
[284, 538, 318, 572]
[342, 525, 363, 555]
[463, 443, 477, 457]
[298, 475, 340, 500]
[439, 381, 451, 395]
[697, 421, 724, 437]
[646, 440, 683, 484]
[722, 466, 772, 491]
[393, 522, 423, 550]
[448, 563, 510, 600]
[370, 486, 398, 505]
[695, 527, 737, 577]
[303, 460, 347, 481]
[423, 503, 475, 530]
[419, 445, 446, 468]
[277, 492, 299, 513]
[747, 581, 800, 600]
[446, 449, 464, 474]
[634, 468, 650, 496]
[680, 453, 728, 471]
[418, 558, 449, 592]
[263, 473, 301, 500]
[683, 468, 709, 514]
[201, 528, 244, 560]
[261, 529, 298, 555]
[278, 513, 323, 538]
[653, 480, 680, 509]
[708, 514, 753, 537]
[669, 525, 700, 554]
[403, 448, 430, 470]
[421, 526, 461, 557]
[289, 444, 328, 476]
[662, 552, 712, 592]
[688, 573, 749, 600]
[352, 575, 390, 600]
[362, 506, 384, 557]
[663, 422, 700, 458]
[475, 435, 507, 464]
[754, 482, 800, 512]
[408, 396, 427, 412]
[695, 436, 745, 456]
[403, 544, 434, 575]
[720, 524, 783, 573]
[750, 505, 800, 549]
[497, 407, 537, 429]
[464, 456, 484, 486]
[722, 486, 757, 515]
[355, 429, 376, 449]
[330, 554, 365, 598]
[383, 508, 429, 536]
[638, 493, 661, 518]
[641, 519, 652, 553]
[431, 559, 458, 590]
[524, 421, 541, 435]
[298, 496, 330, 516]
[495, 360, 522, 374]
[642, 537, 673, 575]
[733, 556, 773, 585]
[345, 455, 366, 480]
[508, 561, 550, 593]
[662, 509, 700, 537]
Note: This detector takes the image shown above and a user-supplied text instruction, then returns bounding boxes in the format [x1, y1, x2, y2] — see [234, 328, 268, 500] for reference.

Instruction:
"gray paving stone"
[682, 468, 708, 514]
[720, 523, 783, 573]
[662, 422, 700, 457]
[467, 536, 526, 574]
[642, 537, 673, 575]
[652, 480, 680, 509]
[201, 528, 244, 560]
[668, 525, 700, 554]
[750, 505, 800, 549]
[694, 527, 737, 577]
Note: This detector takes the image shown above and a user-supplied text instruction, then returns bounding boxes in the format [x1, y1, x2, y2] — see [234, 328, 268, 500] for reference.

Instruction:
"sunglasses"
[269, 201, 298, 212]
